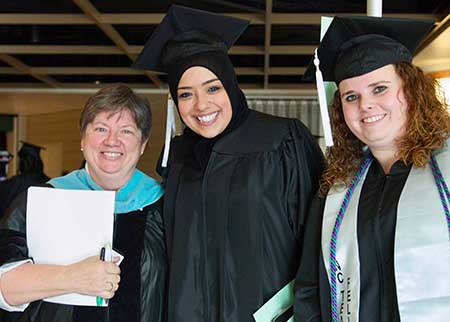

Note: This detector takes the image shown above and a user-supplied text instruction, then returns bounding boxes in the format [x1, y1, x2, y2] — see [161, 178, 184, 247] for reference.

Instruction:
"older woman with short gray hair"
[0, 83, 166, 322]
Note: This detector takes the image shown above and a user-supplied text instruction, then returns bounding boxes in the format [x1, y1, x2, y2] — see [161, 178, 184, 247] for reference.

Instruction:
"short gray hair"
[79, 83, 152, 142]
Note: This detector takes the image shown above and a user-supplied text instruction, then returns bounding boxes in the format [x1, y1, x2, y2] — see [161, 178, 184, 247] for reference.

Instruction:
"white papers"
[26, 186, 115, 306]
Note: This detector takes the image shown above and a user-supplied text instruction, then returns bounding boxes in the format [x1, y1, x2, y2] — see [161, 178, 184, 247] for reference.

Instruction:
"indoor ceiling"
[0, 0, 449, 91]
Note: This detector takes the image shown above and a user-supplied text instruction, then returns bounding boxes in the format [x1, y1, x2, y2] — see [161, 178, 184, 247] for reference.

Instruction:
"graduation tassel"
[161, 95, 177, 168]
[314, 49, 334, 147]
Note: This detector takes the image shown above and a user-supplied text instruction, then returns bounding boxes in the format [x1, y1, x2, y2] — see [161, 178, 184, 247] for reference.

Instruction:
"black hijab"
[162, 31, 249, 170]
[133, 6, 250, 170]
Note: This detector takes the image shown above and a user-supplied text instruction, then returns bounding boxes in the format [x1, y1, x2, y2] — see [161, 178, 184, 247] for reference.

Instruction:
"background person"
[0, 83, 166, 322]
[0, 142, 49, 219]
[0, 150, 13, 181]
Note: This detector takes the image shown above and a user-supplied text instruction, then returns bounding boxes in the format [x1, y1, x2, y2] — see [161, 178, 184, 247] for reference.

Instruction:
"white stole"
[322, 170, 369, 321]
[395, 146, 450, 321]
[322, 145, 450, 321]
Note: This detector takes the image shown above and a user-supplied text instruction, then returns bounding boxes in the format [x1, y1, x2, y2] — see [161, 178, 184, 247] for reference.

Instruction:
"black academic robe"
[0, 173, 49, 220]
[161, 110, 324, 322]
[294, 159, 411, 322]
[0, 187, 167, 322]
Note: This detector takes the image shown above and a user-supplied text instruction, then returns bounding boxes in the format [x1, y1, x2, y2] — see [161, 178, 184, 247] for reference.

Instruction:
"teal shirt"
[49, 168, 163, 214]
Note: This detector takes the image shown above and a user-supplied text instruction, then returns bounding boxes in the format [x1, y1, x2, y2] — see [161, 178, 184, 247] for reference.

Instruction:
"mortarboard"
[133, 5, 249, 73]
[18, 141, 45, 159]
[0, 150, 13, 162]
[304, 16, 434, 84]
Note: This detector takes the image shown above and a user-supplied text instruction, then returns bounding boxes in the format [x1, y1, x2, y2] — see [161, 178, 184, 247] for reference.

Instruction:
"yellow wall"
[26, 109, 84, 176]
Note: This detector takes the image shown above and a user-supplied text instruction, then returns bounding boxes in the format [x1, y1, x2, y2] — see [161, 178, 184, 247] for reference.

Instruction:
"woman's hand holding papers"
[65, 255, 121, 299]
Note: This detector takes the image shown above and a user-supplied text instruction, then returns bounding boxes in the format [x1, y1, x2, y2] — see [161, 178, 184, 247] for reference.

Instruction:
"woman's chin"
[191, 126, 226, 139]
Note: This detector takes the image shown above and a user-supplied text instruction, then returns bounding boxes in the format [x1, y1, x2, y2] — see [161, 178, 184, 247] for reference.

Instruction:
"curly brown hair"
[320, 62, 450, 195]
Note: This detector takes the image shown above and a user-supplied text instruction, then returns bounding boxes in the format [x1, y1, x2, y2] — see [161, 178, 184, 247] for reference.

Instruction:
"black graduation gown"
[0, 186, 167, 322]
[161, 110, 324, 322]
[0, 173, 49, 220]
[294, 159, 411, 322]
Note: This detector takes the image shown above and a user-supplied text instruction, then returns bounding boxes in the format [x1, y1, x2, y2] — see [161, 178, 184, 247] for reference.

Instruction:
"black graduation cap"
[133, 5, 249, 73]
[304, 16, 434, 84]
[0, 150, 13, 162]
[18, 141, 45, 159]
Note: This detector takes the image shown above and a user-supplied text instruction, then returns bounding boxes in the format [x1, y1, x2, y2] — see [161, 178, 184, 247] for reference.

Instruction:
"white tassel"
[367, 0, 382, 17]
[161, 96, 177, 168]
[314, 49, 334, 147]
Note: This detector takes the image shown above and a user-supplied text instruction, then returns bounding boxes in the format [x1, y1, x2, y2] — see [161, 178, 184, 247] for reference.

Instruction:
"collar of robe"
[322, 142, 450, 322]
[48, 167, 163, 214]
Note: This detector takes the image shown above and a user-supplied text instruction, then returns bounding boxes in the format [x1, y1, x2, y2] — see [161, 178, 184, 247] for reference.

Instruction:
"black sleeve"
[0, 190, 31, 266]
[155, 136, 184, 261]
[0, 183, 53, 266]
[141, 198, 168, 322]
[286, 119, 325, 238]
[294, 194, 325, 322]
[0, 177, 22, 220]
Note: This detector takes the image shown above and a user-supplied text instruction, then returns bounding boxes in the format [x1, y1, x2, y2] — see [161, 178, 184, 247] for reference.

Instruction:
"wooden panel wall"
[26, 109, 84, 175]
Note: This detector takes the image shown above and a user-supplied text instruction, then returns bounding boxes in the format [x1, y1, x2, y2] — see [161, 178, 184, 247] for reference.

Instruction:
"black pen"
[100, 247, 106, 261]
[96, 247, 106, 306]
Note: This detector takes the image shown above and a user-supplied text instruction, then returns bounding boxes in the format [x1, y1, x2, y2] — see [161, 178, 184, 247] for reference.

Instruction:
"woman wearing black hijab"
[135, 6, 324, 322]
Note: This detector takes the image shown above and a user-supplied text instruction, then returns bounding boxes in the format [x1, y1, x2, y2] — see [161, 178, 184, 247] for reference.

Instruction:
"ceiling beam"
[0, 13, 441, 25]
[0, 82, 158, 90]
[0, 13, 264, 25]
[0, 45, 316, 55]
[416, 11, 450, 54]
[102, 13, 266, 24]
[31, 67, 143, 75]
[269, 13, 441, 24]
[269, 67, 306, 75]
[228, 45, 265, 55]
[0, 66, 307, 76]
[71, 0, 162, 88]
[264, 0, 273, 89]
[0, 14, 93, 24]
[191, 0, 263, 13]
[0, 45, 124, 55]
[0, 67, 22, 74]
[236, 67, 263, 75]
[0, 8, 443, 90]
[71, 0, 130, 54]
[269, 45, 315, 55]
[0, 54, 61, 87]
[0, 83, 317, 95]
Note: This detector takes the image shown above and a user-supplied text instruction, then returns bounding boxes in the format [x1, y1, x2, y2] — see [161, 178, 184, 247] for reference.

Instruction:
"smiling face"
[339, 64, 409, 155]
[81, 109, 147, 190]
[176, 66, 233, 138]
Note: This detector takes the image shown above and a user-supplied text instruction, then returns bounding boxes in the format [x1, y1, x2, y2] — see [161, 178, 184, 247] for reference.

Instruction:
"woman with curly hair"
[294, 16, 450, 322]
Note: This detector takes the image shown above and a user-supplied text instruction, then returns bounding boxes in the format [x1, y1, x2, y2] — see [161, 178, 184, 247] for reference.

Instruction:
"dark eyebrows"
[177, 78, 220, 91]
[340, 80, 391, 98]
[202, 78, 219, 86]
[367, 80, 391, 87]
[341, 90, 355, 98]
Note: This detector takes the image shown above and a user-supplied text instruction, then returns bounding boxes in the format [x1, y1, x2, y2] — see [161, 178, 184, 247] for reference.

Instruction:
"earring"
[80, 147, 84, 151]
